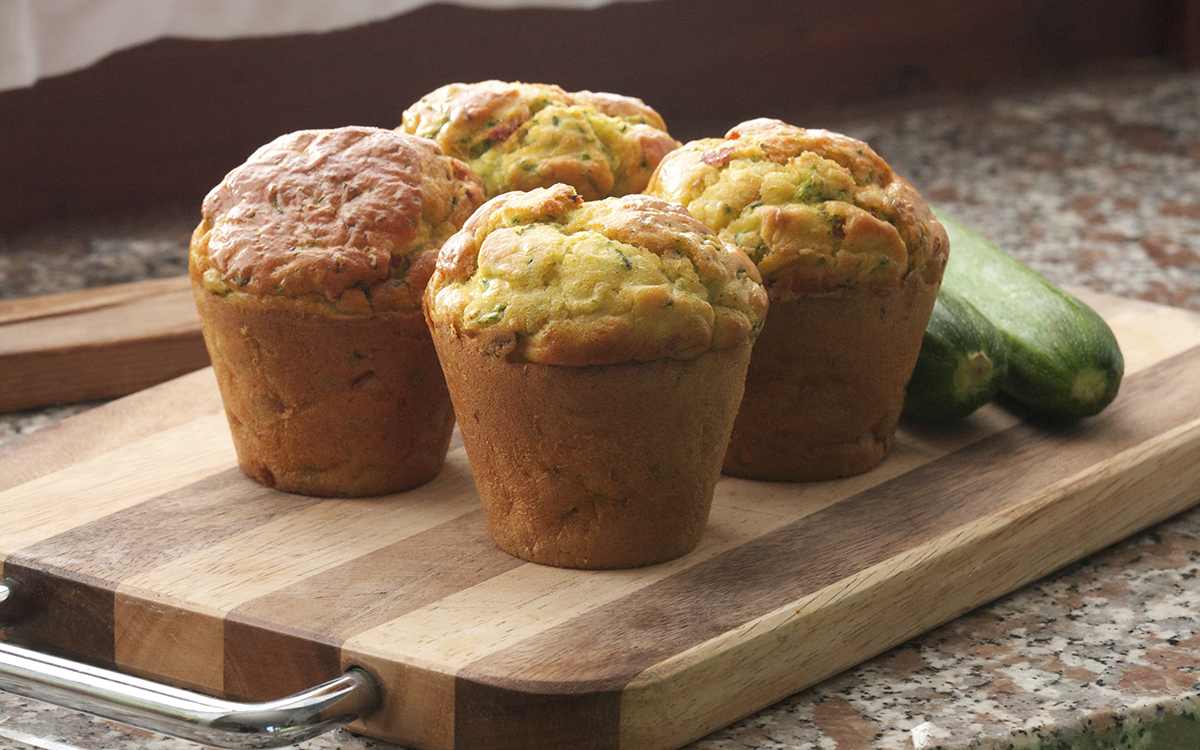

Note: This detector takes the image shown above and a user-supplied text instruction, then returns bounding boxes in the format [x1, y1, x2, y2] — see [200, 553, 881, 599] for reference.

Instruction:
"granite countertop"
[1, 60, 1198, 750]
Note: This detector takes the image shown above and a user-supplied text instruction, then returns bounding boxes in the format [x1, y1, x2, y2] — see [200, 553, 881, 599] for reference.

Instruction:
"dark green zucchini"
[903, 287, 1007, 422]
[932, 208, 1124, 419]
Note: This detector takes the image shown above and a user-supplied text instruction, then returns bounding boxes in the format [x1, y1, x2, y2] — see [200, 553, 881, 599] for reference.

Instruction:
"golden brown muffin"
[399, 80, 679, 201]
[424, 184, 768, 568]
[190, 126, 486, 497]
[646, 118, 949, 481]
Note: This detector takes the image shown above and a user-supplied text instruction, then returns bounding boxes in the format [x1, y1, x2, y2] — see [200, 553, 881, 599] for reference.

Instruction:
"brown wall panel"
[0, 0, 1178, 227]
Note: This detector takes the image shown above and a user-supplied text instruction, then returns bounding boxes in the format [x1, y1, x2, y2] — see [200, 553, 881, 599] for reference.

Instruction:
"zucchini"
[903, 287, 1007, 422]
[932, 208, 1124, 419]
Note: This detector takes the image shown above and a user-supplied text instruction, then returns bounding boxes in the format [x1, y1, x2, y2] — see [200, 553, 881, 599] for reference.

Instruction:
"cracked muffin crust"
[193, 126, 484, 315]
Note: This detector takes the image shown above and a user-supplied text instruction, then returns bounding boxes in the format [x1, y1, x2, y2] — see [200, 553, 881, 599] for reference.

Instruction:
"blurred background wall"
[0, 0, 1193, 228]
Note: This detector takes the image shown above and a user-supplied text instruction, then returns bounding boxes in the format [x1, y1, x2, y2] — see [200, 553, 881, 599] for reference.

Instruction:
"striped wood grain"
[0, 291, 1198, 750]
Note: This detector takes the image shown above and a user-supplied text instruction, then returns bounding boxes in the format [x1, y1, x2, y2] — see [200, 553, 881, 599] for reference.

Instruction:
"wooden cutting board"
[2, 290, 1199, 750]
[0, 276, 208, 412]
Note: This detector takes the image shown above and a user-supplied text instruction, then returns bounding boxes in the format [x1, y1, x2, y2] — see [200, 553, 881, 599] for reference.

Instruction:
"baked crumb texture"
[424, 185, 765, 568]
[400, 80, 680, 201]
[648, 119, 949, 481]
[190, 126, 485, 497]
[425, 183, 768, 366]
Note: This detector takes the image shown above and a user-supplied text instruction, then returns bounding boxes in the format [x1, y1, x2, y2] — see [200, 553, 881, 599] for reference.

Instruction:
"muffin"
[424, 184, 768, 568]
[399, 80, 679, 201]
[190, 126, 486, 497]
[646, 118, 949, 481]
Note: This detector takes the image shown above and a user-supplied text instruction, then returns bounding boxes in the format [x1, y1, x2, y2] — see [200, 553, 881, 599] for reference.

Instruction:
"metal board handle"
[0, 579, 381, 749]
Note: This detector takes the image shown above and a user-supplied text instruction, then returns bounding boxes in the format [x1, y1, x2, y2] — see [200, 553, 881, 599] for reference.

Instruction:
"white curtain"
[0, 0, 656, 92]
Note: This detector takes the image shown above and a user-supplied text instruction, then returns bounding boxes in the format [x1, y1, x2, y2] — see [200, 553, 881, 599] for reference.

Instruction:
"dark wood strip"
[456, 343, 1200, 692]
[0, 562, 116, 667]
[454, 679, 621, 750]
[222, 622, 343, 703]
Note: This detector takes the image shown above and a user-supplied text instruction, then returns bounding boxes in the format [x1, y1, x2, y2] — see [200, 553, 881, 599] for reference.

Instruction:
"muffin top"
[190, 126, 486, 316]
[399, 80, 680, 201]
[425, 184, 769, 366]
[645, 118, 948, 299]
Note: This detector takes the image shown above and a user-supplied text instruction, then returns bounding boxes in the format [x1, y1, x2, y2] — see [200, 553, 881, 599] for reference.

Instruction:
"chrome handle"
[0, 579, 381, 749]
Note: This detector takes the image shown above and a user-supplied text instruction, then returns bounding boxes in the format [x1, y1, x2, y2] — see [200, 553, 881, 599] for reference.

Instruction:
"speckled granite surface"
[1, 60, 1198, 750]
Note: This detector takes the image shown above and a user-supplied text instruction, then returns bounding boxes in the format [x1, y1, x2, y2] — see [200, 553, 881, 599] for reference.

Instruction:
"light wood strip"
[8, 465, 322, 695]
[0, 412, 234, 555]
[228, 510, 519, 642]
[347, 466, 890, 661]
[1070, 286, 1200, 373]
[111, 456, 482, 700]
[218, 508, 525, 703]
[0, 368, 222, 492]
[0, 277, 193, 326]
[12, 468, 321, 581]
[342, 656, 458, 750]
[114, 588, 229, 693]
